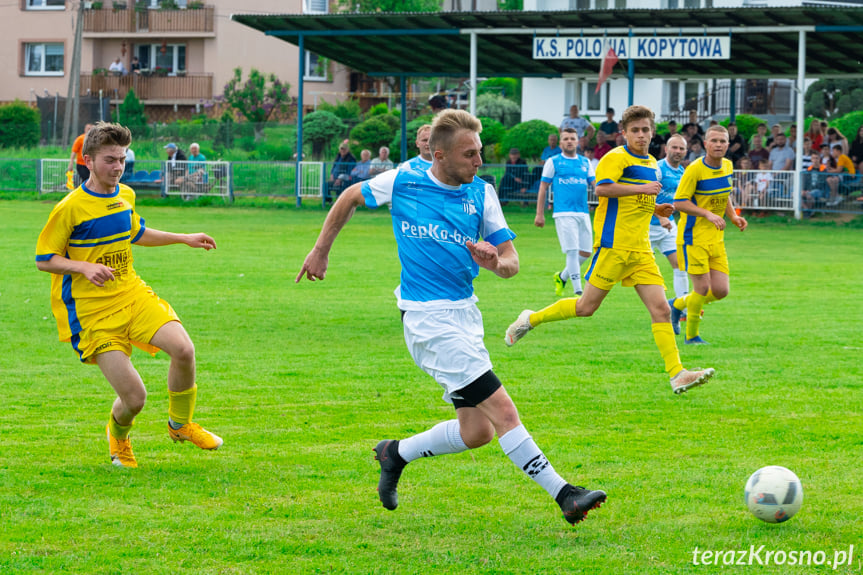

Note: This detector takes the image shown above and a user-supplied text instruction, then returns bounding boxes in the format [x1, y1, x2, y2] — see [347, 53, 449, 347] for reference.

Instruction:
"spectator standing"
[108, 57, 126, 75]
[681, 110, 704, 141]
[806, 120, 824, 151]
[649, 129, 666, 160]
[67, 123, 94, 184]
[599, 108, 618, 136]
[749, 123, 768, 148]
[327, 141, 356, 201]
[725, 122, 747, 164]
[369, 146, 394, 177]
[541, 133, 561, 162]
[664, 120, 680, 143]
[593, 130, 613, 161]
[130, 57, 141, 75]
[560, 105, 595, 141]
[428, 94, 448, 115]
[850, 125, 863, 174]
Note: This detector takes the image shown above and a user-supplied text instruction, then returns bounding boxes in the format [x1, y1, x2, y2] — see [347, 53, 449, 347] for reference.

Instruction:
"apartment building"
[2, 0, 351, 121]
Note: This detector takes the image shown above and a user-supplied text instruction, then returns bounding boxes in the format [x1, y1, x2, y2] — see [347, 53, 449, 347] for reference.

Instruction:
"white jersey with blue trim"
[362, 166, 516, 311]
[400, 155, 432, 172]
[540, 153, 595, 216]
[653, 158, 685, 226]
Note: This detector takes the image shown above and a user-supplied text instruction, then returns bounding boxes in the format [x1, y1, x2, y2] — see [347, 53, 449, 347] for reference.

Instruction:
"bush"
[828, 110, 863, 142]
[476, 93, 521, 128]
[350, 116, 396, 155]
[478, 77, 521, 106]
[114, 89, 148, 138]
[317, 98, 362, 121]
[214, 111, 235, 151]
[366, 102, 389, 117]
[500, 119, 557, 161]
[0, 100, 40, 149]
[303, 110, 346, 159]
[719, 113, 766, 141]
[477, 116, 506, 162]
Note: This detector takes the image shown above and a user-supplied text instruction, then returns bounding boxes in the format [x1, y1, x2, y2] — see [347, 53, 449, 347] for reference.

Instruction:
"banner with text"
[533, 36, 731, 60]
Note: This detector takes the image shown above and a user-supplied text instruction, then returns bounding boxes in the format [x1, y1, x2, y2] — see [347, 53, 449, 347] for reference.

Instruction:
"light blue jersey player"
[297, 109, 606, 527]
[653, 134, 690, 321]
[400, 123, 433, 172]
[535, 128, 595, 296]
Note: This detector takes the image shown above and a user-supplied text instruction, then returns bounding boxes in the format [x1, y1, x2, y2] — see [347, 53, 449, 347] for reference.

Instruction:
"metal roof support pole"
[793, 29, 805, 220]
[627, 28, 634, 107]
[469, 32, 477, 116]
[297, 33, 305, 208]
[400, 75, 408, 163]
[729, 79, 736, 123]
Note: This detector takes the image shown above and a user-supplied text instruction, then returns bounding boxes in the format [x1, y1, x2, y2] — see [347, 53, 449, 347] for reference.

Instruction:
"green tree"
[317, 98, 362, 122]
[477, 116, 506, 162]
[218, 68, 292, 137]
[805, 79, 863, 119]
[303, 110, 347, 159]
[337, 0, 441, 12]
[113, 88, 148, 137]
[214, 111, 235, 152]
[478, 78, 521, 106]
[349, 116, 396, 156]
[0, 100, 40, 149]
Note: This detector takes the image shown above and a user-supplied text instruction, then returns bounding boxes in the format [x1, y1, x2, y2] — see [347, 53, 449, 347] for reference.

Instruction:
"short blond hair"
[705, 125, 729, 140]
[429, 109, 482, 154]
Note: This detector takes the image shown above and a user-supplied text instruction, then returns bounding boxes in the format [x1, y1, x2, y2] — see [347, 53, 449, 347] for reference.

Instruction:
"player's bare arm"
[466, 239, 518, 279]
[596, 181, 661, 197]
[36, 255, 116, 287]
[534, 181, 550, 227]
[134, 228, 217, 250]
[725, 196, 748, 231]
[675, 199, 726, 230]
[296, 182, 365, 283]
[658, 215, 674, 230]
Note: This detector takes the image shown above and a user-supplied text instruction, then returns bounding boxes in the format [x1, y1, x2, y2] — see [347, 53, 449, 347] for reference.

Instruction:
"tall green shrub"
[350, 116, 396, 155]
[114, 89, 148, 137]
[500, 119, 557, 161]
[0, 100, 40, 148]
[476, 93, 521, 128]
[303, 110, 347, 159]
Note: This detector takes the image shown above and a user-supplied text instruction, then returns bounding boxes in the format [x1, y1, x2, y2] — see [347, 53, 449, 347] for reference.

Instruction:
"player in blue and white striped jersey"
[297, 109, 606, 526]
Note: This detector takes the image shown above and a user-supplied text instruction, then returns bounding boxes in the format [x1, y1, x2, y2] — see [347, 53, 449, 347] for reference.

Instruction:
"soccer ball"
[744, 466, 803, 523]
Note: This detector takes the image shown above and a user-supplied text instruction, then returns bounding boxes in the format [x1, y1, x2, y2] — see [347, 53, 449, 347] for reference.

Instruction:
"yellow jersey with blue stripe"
[674, 157, 733, 246]
[36, 183, 150, 341]
[593, 145, 659, 253]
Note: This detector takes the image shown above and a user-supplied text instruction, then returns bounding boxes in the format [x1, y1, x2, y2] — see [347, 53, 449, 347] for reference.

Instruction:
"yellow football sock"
[529, 297, 578, 327]
[652, 322, 683, 378]
[672, 295, 687, 311]
[686, 292, 707, 340]
[108, 414, 133, 440]
[168, 384, 198, 426]
[705, 289, 717, 304]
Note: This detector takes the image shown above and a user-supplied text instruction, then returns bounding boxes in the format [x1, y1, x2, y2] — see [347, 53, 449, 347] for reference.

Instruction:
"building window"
[303, 0, 328, 14]
[304, 52, 327, 81]
[26, 0, 65, 9]
[140, 0, 188, 7]
[136, 43, 186, 75]
[25, 42, 64, 76]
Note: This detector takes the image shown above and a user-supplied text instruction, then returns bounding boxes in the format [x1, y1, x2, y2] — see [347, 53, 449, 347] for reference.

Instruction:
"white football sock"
[397, 419, 468, 463]
[498, 424, 567, 500]
[673, 269, 690, 299]
[565, 250, 583, 293]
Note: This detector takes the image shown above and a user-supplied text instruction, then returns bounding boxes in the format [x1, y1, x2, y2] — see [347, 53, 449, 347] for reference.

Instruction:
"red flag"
[595, 46, 619, 94]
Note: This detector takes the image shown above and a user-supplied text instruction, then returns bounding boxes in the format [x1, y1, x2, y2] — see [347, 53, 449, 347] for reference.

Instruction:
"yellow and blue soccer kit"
[35, 183, 179, 363]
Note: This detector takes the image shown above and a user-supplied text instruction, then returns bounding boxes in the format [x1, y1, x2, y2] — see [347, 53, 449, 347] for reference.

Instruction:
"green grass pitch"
[1, 200, 861, 574]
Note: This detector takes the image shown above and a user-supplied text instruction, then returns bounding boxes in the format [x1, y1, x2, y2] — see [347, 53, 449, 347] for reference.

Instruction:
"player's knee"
[170, 340, 196, 366]
[712, 287, 730, 300]
[462, 423, 494, 449]
[124, 388, 147, 415]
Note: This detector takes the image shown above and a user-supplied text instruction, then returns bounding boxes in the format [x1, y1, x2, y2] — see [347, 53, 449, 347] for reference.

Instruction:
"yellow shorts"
[71, 290, 180, 364]
[585, 247, 666, 291]
[677, 242, 729, 276]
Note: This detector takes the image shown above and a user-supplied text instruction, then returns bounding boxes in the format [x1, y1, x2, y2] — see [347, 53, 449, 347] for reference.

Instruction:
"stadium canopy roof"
[232, 5, 863, 79]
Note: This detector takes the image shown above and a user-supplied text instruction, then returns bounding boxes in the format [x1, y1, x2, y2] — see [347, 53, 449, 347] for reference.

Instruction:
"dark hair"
[620, 105, 654, 131]
[428, 95, 448, 111]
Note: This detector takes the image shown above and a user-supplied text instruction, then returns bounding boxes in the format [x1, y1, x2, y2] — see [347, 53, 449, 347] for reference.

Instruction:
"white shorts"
[649, 221, 678, 256]
[554, 213, 592, 254]
[402, 305, 493, 404]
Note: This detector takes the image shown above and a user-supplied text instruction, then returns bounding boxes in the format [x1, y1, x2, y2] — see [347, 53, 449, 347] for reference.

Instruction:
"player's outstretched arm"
[296, 183, 366, 283]
[36, 255, 116, 287]
[134, 228, 217, 250]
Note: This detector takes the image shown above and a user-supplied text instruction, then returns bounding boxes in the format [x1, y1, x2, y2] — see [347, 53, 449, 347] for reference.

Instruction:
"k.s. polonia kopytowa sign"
[533, 36, 731, 60]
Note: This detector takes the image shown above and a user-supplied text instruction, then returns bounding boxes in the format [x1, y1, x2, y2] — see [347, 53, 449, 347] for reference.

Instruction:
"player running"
[535, 128, 595, 297]
[297, 109, 606, 526]
[505, 105, 714, 394]
[669, 125, 748, 344]
[36, 122, 222, 468]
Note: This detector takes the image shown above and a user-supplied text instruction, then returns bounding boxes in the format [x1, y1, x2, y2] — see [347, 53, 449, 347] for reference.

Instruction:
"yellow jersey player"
[506, 105, 714, 394]
[35, 122, 222, 468]
[670, 125, 748, 344]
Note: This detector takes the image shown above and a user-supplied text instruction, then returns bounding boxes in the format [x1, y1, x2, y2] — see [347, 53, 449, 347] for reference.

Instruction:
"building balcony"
[83, 6, 215, 37]
[80, 72, 213, 103]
